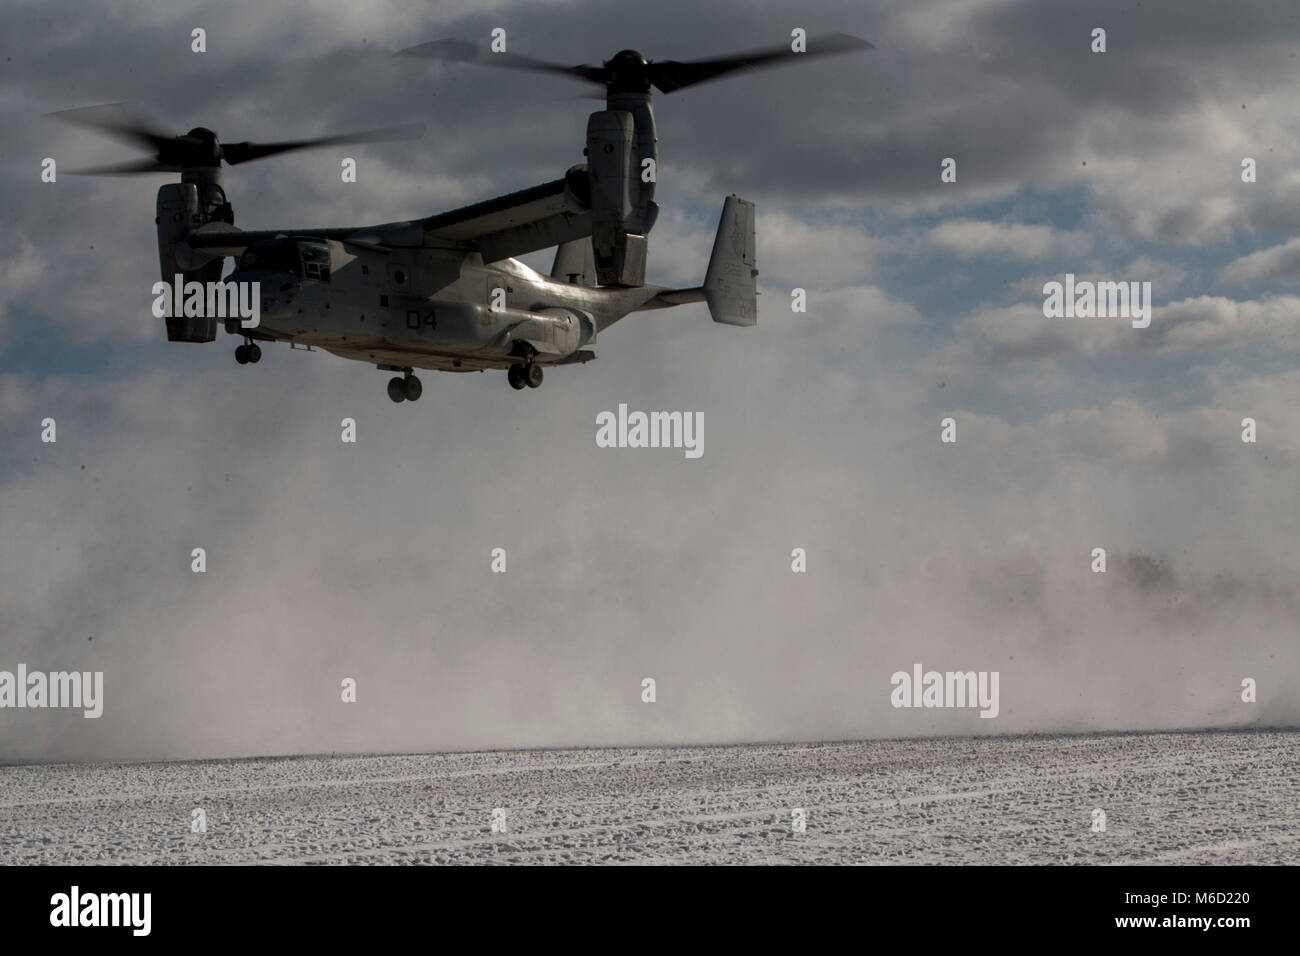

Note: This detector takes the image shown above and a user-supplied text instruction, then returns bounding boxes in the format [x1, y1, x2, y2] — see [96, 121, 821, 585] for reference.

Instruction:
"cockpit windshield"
[238, 238, 330, 282]
[300, 242, 330, 281]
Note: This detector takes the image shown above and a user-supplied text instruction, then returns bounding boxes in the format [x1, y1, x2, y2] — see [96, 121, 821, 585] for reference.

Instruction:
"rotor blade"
[47, 103, 175, 155]
[395, 38, 606, 86]
[66, 158, 180, 175]
[649, 32, 873, 94]
[221, 122, 426, 165]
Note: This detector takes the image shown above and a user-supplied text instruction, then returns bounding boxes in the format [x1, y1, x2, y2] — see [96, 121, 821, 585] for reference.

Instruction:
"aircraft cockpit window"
[239, 239, 302, 277]
[300, 242, 330, 283]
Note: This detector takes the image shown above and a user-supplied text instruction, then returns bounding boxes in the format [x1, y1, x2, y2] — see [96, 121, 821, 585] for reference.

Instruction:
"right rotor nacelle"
[585, 109, 651, 287]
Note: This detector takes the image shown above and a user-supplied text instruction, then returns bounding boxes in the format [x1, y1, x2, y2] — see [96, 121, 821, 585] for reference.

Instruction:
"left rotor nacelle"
[156, 180, 230, 342]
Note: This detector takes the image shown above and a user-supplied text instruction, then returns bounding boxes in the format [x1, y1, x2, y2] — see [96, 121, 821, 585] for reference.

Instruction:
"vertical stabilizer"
[703, 195, 757, 326]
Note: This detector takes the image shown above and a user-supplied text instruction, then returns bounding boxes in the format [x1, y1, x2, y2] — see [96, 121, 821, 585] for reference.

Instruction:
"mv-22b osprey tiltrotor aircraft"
[58, 33, 870, 401]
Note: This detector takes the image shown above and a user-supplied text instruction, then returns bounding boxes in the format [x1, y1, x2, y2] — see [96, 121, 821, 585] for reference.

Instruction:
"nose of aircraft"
[226, 267, 298, 329]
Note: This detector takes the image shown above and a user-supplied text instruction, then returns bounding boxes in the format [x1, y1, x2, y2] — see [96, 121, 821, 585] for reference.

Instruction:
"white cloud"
[1222, 237, 1300, 284]
[1147, 295, 1300, 353]
[937, 292, 1300, 368]
[922, 219, 1091, 261]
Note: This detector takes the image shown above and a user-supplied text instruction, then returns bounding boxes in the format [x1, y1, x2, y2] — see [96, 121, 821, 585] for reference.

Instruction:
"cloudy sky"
[2, 0, 1298, 763]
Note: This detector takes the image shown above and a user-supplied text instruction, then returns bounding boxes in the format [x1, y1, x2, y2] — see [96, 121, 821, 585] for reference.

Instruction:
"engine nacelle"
[562, 163, 591, 212]
[586, 110, 646, 287]
[156, 182, 224, 342]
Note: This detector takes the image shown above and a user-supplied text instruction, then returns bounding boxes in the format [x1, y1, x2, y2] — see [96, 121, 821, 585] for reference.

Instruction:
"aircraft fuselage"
[227, 237, 659, 373]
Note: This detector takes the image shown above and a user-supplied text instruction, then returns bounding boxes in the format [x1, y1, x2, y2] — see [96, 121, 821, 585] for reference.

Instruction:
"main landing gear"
[507, 362, 543, 390]
[234, 338, 262, 364]
[387, 369, 423, 403]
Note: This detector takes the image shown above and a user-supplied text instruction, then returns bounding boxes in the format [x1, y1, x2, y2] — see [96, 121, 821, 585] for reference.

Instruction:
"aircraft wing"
[184, 175, 593, 261]
[420, 177, 591, 262]
[184, 224, 362, 255]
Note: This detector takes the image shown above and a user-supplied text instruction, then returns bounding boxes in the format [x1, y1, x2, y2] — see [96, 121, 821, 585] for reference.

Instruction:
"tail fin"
[703, 195, 757, 326]
[551, 238, 597, 287]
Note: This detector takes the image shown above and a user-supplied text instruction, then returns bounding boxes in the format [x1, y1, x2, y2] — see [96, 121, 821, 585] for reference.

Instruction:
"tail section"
[703, 195, 757, 326]
[632, 195, 758, 323]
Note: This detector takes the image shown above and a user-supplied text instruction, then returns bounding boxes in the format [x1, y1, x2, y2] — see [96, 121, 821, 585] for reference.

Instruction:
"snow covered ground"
[2, 731, 1296, 864]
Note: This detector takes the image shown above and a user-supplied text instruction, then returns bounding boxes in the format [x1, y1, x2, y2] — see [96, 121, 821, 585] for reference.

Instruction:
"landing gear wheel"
[525, 363, 544, 388]
[402, 375, 422, 401]
[507, 364, 526, 390]
[387, 377, 407, 403]
[247, 343, 262, 364]
[235, 345, 249, 365]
